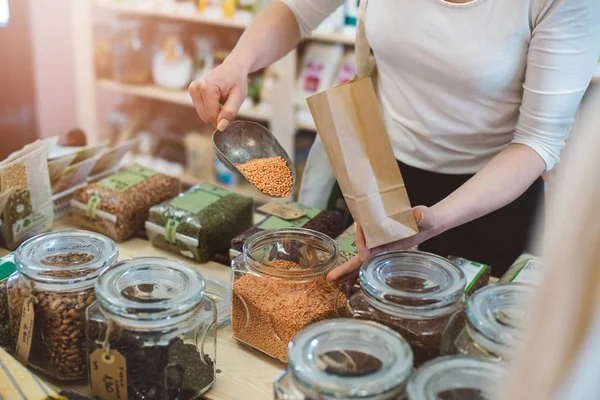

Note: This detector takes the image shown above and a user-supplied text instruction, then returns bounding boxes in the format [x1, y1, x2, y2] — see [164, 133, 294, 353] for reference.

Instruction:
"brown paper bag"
[306, 77, 418, 248]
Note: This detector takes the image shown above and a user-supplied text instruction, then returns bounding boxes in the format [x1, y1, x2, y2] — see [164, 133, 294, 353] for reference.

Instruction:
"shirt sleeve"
[511, 0, 600, 171]
[279, 0, 346, 37]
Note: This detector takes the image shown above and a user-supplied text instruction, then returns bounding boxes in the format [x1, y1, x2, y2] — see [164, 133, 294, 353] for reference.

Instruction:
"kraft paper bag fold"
[306, 77, 418, 248]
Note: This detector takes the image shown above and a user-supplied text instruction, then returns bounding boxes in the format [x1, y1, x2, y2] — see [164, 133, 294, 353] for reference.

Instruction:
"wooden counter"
[1, 218, 283, 400]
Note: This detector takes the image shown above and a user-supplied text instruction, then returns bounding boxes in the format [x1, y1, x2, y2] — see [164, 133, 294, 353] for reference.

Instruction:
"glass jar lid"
[406, 356, 508, 400]
[360, 251, 466, 317]
[95, 257, 205, 328]
[242, 228, 340, 279]
[288, 319, 413, 399]
[466, 283, 532, 357]
[15, 230, 118, 287]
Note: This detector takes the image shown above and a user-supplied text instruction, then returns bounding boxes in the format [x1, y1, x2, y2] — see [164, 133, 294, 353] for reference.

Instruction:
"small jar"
[406, 356, 508, 400]
[274, 319, 414, 400]
[152, 23, 193, 89]
[454, 283, 532, 361]
[112, 18, 151, 85]
[345, 251, 466, 366]
[231, 228, 341, 362]
[7, 230, 118, 380]
[86, 257, 217, 398]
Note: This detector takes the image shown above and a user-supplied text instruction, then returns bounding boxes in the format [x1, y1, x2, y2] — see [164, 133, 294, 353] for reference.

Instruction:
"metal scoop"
[212, 121, 296, 195]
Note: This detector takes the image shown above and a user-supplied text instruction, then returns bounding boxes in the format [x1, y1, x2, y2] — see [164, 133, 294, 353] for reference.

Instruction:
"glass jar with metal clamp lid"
[85, 257, 217, 399]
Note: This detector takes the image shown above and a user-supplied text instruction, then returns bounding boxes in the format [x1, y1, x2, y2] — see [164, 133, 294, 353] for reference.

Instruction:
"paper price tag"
[258, 202, 307, 220]
[90, 348, 128, 400]
[15, 296, 35, 364]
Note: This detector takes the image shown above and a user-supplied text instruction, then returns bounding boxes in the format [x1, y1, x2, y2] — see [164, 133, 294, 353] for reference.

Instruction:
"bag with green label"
[71, 166, 180, 241]
[146, 183, 253, 263]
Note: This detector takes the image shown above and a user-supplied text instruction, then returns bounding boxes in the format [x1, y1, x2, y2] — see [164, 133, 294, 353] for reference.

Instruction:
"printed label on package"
[511, 259, 541, 285]
[169, 183, 231, 214]
[99, 166, 157, 192]
[452, 257, 488, 293]
[259, 203, 321, 230]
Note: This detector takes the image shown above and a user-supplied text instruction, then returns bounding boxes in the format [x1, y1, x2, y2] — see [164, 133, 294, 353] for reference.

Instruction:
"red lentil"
[236, 157, 293, 197]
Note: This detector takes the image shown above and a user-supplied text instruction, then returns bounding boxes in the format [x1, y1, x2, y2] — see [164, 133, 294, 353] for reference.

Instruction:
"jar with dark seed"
[274, 319, 414, 400]
[6, 230, 118, 380]
[86, 257, 217, 399]
[405, 356, 508, 400]
[345, 251, 467, 367]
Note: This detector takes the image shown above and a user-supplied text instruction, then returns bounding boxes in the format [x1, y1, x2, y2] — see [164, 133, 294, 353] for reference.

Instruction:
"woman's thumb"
[413, 206, 434, 229]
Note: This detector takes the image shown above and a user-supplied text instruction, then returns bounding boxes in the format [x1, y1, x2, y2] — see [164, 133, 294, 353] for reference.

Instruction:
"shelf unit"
[71, 0, 351, 195]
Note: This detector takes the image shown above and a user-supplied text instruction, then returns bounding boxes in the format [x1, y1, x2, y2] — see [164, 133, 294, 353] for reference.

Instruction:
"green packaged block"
[0, 253, 16, 350]
[147, 183, 253, 263]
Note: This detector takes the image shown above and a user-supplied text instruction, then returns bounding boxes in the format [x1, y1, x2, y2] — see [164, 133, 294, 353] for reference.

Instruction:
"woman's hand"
[189, 60, 249, 132]
[326, 206, 445, 284]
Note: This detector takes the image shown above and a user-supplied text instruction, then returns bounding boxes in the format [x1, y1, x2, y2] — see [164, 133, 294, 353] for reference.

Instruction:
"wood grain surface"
[2, 218, 283, 400]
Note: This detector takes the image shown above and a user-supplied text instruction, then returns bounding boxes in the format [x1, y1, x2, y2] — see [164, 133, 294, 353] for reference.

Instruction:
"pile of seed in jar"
[8, 252, 97, 378]
[86, 318, 215, 399]
[231, 260, 345, 362]
[236, 156, 293, 197]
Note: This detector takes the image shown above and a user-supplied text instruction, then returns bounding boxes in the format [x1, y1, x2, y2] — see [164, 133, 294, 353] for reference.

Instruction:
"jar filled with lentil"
[274, 319, 414, 400]
[405, 356, 508, 400]
[453, 283, 532, 362]
[86, 257, 217, 399]
[345, 251, 467, 366]
[231, 227, 342, 362]
[7, 230, 118, 380]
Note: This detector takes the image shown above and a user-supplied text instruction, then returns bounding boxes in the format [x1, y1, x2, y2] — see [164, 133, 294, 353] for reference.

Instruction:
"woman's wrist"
[430, 201, 457, 235]
[222, 55, 252, 76]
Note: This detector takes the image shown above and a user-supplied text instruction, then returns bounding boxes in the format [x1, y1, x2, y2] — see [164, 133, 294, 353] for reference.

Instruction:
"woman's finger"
[327, 255, 363, 284]
[217, 86, 246, 132]
[200, 81, 223, 128]
[189, 81, 209, 124]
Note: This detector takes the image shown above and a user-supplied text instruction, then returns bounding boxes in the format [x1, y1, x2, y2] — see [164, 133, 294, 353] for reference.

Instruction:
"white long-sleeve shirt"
[283, 0, 600, 173]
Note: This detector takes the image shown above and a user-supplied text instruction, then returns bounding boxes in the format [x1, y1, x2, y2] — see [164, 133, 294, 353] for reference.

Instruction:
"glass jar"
[345, 251, 466, 367]
[406, 356, 508, 400]
[7, 230, 118, 380]
[86, 257, 217, 399]
[94, 22, 113, 79]
[274, 319, 414, 400]
[152, 23, 193, 89]
[231, 228, 341, 362]
[453, 283, 532, 361]
[112, 18, 151, 85]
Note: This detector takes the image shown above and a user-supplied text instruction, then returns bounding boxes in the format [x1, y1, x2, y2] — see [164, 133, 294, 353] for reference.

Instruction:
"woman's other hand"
[326, 206, 444, 284]
[189, 60, 248, 132]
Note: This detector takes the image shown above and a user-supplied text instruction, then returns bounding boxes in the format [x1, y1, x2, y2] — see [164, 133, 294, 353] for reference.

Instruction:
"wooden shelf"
[308, 30, 355, 46]
[97, 79, 271, 121]
[95, 0, 249, 29]
[95, 0, 355, 45]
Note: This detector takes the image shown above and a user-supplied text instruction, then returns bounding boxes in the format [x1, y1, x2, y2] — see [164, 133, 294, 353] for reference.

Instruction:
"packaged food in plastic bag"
[146, 183, 253, 262]
[71, 166, 180, 241]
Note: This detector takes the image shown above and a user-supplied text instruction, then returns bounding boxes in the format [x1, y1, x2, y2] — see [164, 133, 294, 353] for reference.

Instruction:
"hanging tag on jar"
[258, 202, 307, 220]
[15, 296, 35, 364]
[90, 348, 128, 400]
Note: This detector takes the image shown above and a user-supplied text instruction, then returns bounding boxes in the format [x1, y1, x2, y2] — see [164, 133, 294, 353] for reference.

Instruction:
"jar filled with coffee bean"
[231, 228, 343, 362]
[85, 257, 217, 399]
[453, 283, 533, 362]
[7, 230, 118, 380]
[345, 251, 467, 367]
[405, 356, 508, 400]
[274, 319, 414, 400]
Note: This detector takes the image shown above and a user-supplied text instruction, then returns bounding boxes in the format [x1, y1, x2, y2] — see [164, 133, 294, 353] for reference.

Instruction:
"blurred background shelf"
[97, 79, 272, 121]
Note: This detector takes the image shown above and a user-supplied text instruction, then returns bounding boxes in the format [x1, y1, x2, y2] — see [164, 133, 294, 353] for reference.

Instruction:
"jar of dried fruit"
[112, 18, 151, 85]
[7, 230, 118, 380]
[231, 227, 342, 362]
[405, 356, 508, 400]
[453, 283, 533, 362]
[344, 251, 467, 367]
[85, 257, 217, 398]
[274, 319, 414, 400]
